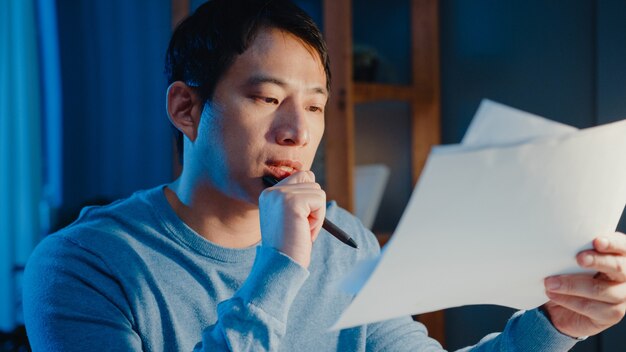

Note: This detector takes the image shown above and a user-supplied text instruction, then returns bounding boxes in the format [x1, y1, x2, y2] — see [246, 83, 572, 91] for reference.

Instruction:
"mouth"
[264, 159, 304, 180]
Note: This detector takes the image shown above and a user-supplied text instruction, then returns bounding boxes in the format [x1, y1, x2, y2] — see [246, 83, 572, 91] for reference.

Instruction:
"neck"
[165, 171, 261, 248]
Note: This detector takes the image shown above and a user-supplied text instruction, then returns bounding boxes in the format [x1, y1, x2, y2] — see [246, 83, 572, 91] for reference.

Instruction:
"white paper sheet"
[463, 99, 578, 147]
[332, 100, 626, 330]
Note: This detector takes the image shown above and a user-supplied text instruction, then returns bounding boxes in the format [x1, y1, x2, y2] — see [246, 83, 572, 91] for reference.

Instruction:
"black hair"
[165, 0, 331, 164]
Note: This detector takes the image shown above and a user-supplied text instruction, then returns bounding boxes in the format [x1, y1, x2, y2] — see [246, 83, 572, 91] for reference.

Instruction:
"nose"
[273, 100, 310, 146]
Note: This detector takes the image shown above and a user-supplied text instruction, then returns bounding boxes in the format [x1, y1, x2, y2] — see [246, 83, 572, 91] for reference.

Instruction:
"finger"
[262, 187, 325, 207]
[544, 275, 626, 304]
[545, 291, 626, 324]
[291, 190, 325, 240]
[271, 182, 322, 191]
[260, 185, 325, 214]
[261, 183, 322, 201]
[577, 252, 626, 282]
[277, 170, 315, 185]
[593, 232, 626, 255]
[282, 189, 326, 218]
[309, 203, 326, 242]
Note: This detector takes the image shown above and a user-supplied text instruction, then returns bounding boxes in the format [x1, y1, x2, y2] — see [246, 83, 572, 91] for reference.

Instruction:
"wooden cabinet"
[323, 0, 444, 345]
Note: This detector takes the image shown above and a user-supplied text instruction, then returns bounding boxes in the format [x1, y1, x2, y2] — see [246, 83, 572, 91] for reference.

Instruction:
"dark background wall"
[52, 0, 626, 350]
[441, 3, 626, 348]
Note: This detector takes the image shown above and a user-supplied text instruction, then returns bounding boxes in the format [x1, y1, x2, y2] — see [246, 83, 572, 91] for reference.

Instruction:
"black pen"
[262, 176, 359, 249]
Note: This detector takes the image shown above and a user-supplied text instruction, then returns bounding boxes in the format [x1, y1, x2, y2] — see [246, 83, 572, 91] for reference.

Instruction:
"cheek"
[305, 120, 324, 166]
[310, 118, 325, 145]
[222, 114, 267, 157]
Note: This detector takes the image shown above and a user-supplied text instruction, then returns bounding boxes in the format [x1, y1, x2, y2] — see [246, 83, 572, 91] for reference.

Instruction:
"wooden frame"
[323, 0, 444, 345]
[323, 0, 356, 210]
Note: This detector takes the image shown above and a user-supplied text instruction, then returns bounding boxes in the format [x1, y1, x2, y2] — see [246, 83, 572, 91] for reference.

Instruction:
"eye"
[252, 96, 279, 105]
[308, 106, 323, 113]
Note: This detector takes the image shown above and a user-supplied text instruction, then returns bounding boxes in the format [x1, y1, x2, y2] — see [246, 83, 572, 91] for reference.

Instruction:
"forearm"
[196, 246, 309, 351]
[458, 309, 579, 352]
[366, 309, 578, 352]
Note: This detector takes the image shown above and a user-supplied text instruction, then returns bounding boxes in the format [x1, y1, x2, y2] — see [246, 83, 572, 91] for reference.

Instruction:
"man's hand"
[543, 232, 626, 338]
[259, 171, 326, 268]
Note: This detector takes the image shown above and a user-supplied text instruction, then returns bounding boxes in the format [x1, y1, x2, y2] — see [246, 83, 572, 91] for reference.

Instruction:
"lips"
[265, 159, 303, 179]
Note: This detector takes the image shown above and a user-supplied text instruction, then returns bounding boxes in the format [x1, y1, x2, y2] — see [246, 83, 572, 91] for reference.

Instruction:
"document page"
[332, 100, 626, 330]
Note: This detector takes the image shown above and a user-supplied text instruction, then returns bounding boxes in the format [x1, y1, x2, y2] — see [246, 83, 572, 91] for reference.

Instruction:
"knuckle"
[562, 279, 574, 293]
[305, 170, 315, 181]
[621, 287, 626, 302]
[579, 298, 593, 314]
[270, 187, 283, 197]
[607, 238, 615, 250]
[592, 281, 605, 298]
[259, 189, 271, 202]
[615, 258, 626, 274]
[608, 305, 625, 322]
[273, 189, 291, 204]
[577, 252, 589, 266]
[283, 191, 297, 203]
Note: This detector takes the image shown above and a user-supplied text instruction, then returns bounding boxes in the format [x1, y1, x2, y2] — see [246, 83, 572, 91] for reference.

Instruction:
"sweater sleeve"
[195, 246, 310, 351]
[365, 308, 579, 351]
[23, 235, 143, 352]
[457, 308, 579, 351]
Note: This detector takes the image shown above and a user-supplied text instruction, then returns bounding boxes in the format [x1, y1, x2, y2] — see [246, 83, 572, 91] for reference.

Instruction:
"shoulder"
[57, 186, 164, 248]
[27, 186, 167, 275]
[72, 187, 162, 234]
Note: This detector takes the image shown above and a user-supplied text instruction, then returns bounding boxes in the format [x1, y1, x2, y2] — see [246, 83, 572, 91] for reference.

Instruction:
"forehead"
[247, 27, 318, 58]
[224, 27, 327, 92]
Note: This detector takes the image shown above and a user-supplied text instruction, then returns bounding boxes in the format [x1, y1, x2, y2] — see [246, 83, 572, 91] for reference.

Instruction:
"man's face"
[189, 27, 328, 204]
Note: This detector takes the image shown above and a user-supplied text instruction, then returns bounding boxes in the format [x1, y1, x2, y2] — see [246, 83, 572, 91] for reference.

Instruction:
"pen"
[262, 176, 359, 249]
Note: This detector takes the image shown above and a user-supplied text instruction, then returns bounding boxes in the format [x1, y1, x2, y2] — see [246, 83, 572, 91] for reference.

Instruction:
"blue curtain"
[1, 0, 173, 330]
[56, 0, 173, 218]
[39, 0, 63, 212]
[0, 0, 43, 331]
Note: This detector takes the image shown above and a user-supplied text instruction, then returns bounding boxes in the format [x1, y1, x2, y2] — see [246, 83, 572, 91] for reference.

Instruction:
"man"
[23, 0, 626, 350]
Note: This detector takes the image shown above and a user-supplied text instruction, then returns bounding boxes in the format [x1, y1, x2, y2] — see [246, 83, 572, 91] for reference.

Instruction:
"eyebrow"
[245, 75, 328, 97]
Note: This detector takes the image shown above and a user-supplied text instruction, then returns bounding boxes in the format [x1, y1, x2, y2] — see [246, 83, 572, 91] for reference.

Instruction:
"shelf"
[354, 83, 414, 104]
[325, 0, 444, 346]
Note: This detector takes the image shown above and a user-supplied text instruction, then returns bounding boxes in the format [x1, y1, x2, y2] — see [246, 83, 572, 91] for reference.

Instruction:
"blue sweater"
[23, 186, 578, 351]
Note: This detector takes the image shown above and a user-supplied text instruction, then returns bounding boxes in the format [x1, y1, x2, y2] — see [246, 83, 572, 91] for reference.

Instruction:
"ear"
[166, 81, 204, 142]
